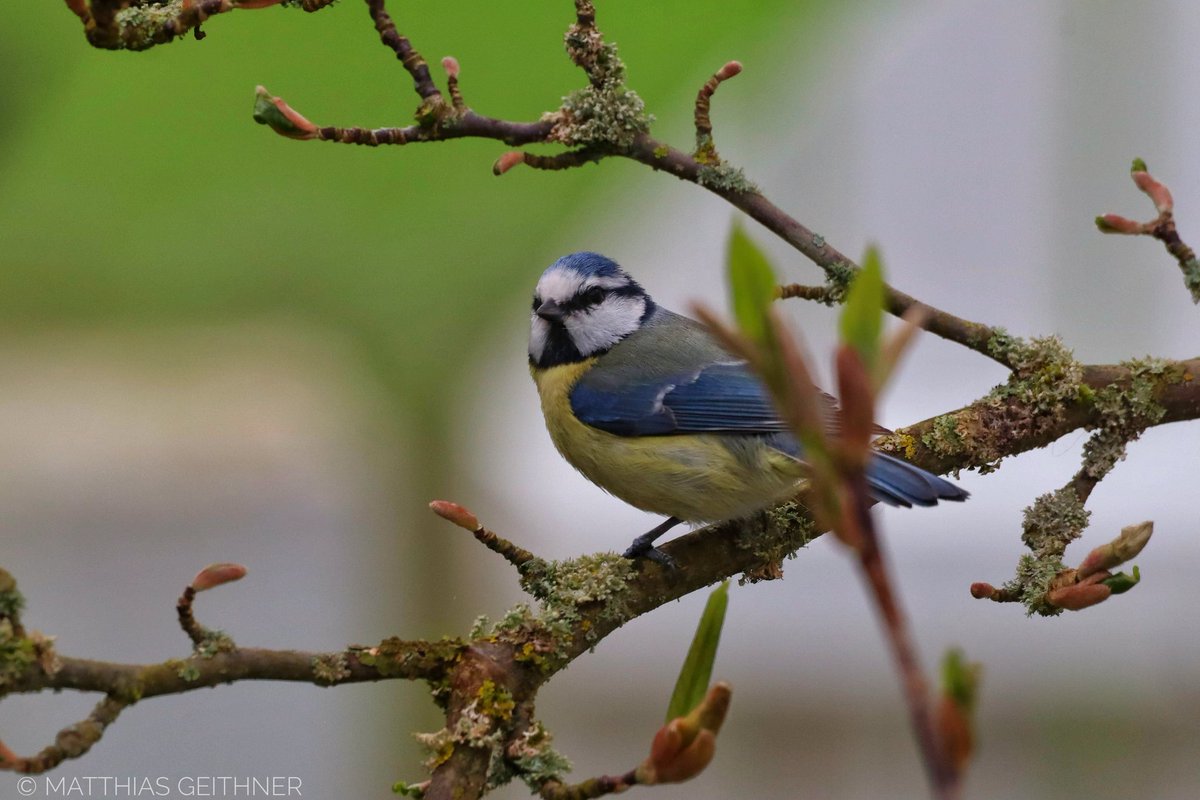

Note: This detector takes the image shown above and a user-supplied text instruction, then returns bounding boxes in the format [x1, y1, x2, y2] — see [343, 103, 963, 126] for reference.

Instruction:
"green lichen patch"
[476, 680, 515, 721]
[114, 1, 185, 49]
[311, 653, 351, 685]
[555, 83, 651, 149]
[696, 163, 759, 194]
[510, 721, 573, 790]
[921, 414, 966, 461]
[820, 261, 855, 305]
[553, 38, 652, 149]
[520, 553, 634, 617]
[485, 553, 636, 670]
[416, 696, 516, 789]
[1078, 357, 1172, 485]
[174, 659, 201, 682]
[734, 503, 816, 583]
[354, 637, 463, 680]
[1020, 488, 1090, 555]
[0, 620, 58, 690]
[414, 727, 457, 771]
[0, 619, 34, 688]
[986, 333, 1084, 413]
[0, 568, 23, 618]
[1182, 258, 1200, 303]
[195, 629, 235, 659]
[1003, 488, 1090, 616]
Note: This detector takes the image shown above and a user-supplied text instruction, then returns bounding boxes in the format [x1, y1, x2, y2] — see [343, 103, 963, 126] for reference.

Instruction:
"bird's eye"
[582, 286, 606, 305]
[531, 296, 541, 311]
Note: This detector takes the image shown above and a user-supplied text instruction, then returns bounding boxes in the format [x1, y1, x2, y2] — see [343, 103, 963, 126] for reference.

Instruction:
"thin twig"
[306, 113, 554, 148]
[0, 696, 127, 774]
[853, 507, 955, 798]
[538, 770, 638, 800]
[494, 148, 605, 175]
[778, 282, 837, 303]
[624, 136, 1013, 367]
[175, 585, 206, 647]
[442, 57, 466, 111]
[429, 500, 540, 572]
[694, 61, 742, 163]
[365, 0, 443, 103]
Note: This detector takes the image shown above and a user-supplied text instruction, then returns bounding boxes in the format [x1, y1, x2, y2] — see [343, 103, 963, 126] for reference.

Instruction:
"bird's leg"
[623, 516, 684, 567]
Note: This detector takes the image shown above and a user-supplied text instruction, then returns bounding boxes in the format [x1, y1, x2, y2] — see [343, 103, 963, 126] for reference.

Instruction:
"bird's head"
[528, 252, 656, 368]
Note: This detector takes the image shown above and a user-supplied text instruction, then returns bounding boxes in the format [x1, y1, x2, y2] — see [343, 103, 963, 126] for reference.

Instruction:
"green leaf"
[666, 580, 730, 722]
[727, 222, 778, 346]
[1130, 157, 1148, 174]
[1103, 564, 1141, 595]
[839, 246, 885, 371]
[940, 647, 981, 712]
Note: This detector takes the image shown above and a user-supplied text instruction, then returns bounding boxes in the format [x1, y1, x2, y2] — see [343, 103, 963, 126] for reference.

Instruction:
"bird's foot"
[622, 517, 683, 569]
[622, 539, 678, 570]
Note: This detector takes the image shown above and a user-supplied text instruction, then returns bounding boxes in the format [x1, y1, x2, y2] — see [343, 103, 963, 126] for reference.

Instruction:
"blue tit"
[528, 252, 968, 564]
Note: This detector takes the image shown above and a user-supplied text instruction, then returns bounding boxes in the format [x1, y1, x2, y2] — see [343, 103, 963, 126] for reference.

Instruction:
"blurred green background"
[6, 2, 1200, 799]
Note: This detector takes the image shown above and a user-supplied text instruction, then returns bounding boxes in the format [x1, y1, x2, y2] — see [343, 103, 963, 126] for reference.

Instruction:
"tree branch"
[47, 1, 1200, 797]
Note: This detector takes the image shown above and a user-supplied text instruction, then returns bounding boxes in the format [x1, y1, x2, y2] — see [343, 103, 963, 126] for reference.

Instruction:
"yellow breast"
[531, 361, 805, 522]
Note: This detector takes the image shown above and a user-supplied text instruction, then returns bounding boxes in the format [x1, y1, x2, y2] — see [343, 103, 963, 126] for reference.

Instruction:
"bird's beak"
[536, 299, 566, 322]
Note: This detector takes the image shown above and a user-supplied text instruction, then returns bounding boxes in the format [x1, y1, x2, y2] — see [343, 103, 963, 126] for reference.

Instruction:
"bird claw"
[623, 541, 679, 570]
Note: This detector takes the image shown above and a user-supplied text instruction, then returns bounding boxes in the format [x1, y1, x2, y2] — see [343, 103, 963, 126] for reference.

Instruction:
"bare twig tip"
[190, 563, 248, 592]
[429, 500, 481, 532]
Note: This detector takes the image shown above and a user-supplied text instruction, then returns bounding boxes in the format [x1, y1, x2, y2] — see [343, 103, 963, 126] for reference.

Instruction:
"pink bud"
[1095, 214, 1143, 235]
[654, 730, 716, 784]
[190, 563, 248, 592]
[441, 56, 460, 78]
[1132, 171, 1174, 214]
[492, 151, 525, 176]
[253, 85, 318, 140]
[648, 719, 685, 767]
[1046, 579, 1111, 611]
[640, 682, 730, 784]
[834, 344, 875, 463]
[1077, 521, 1153, 579]
[429, 500, 481, 532]
[716, 61, 742, 81]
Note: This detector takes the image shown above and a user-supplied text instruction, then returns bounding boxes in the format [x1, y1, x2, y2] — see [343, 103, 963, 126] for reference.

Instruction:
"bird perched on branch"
[528, 252, 968, 565]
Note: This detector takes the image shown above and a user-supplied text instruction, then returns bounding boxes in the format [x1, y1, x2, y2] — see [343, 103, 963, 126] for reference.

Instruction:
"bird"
[527, 251, 968, 564]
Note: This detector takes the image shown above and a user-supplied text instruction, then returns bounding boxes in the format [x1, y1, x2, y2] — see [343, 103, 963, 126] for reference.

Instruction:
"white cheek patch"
[528, 316, 550, 361]
[566, 295, 645, 356]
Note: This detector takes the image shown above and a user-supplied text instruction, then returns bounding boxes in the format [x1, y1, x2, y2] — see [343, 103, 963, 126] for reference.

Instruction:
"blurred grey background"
[3, 1, 1199, 798]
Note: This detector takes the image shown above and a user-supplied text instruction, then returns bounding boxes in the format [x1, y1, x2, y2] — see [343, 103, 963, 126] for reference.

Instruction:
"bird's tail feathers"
[866, 452, 968, 508]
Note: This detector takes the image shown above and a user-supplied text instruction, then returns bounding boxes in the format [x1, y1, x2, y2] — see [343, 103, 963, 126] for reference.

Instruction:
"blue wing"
[566, 306, 968, 507]
[571, 360, 790, 437]
[570, 359, 968, 508]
